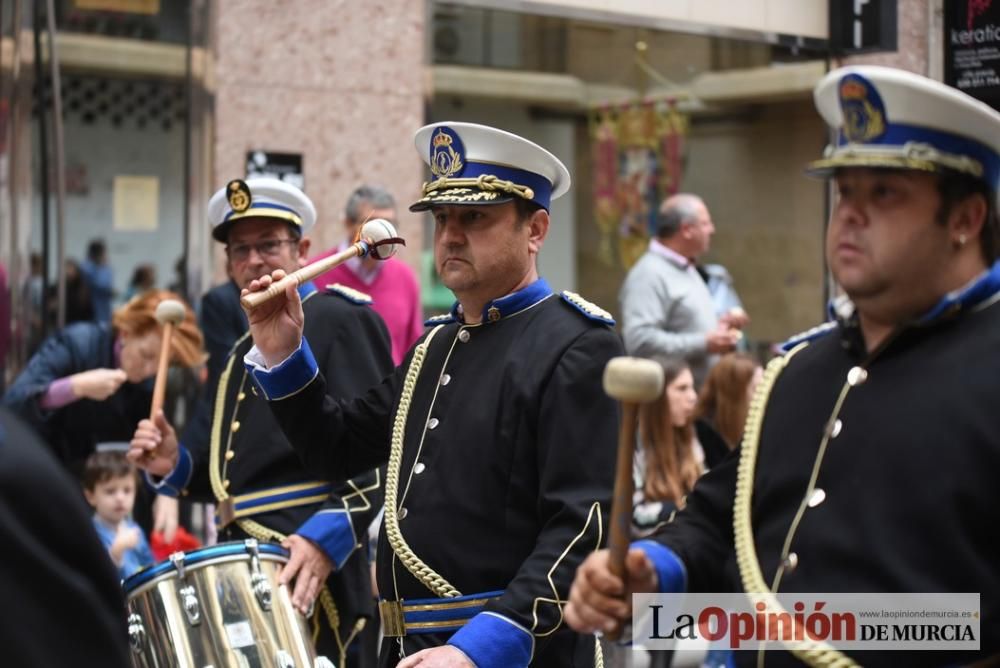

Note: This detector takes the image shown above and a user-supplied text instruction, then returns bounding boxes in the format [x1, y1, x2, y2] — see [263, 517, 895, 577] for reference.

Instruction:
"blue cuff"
[144, 445, 193, 498]
[449, 611, 533, 668]
[246, 338, 319, 401]
[634, 540, 687, 593]
[296, 510, 358, 570]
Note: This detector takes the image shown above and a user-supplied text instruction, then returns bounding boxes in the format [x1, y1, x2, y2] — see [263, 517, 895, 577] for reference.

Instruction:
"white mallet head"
[602, 357, 666, 403]
[154, 299, 187, 327]
[361, 218, 399, 260]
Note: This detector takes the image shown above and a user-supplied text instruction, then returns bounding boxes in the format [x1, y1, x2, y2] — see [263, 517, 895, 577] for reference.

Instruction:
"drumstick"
[149, 299, 187, 420]
[601, 356, 665, 641]
[240, 218, 403, 310]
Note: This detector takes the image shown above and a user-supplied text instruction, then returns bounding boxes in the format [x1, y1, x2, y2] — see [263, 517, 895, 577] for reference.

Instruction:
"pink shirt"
[310, 250, 423, 365]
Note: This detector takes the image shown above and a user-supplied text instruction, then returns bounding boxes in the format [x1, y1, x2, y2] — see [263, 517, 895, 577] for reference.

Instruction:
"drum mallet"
[240, 218, 405, 310]
[602, 356, 665, 641]
[149, 299, 187, 421]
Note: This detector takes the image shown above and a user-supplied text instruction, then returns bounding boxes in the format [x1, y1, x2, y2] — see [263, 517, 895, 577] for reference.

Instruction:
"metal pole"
[32, 0, 51, 332]
[44, 0, 66, 329]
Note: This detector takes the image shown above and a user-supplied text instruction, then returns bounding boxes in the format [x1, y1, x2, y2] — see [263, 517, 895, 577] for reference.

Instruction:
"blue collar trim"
[447, 278, 554, 324]
[917, 260, 1000, 324]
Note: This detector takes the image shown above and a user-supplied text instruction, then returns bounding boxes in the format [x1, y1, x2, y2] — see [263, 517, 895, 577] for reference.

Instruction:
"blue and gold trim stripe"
[216, 481, 333, 524]
[379, 590, 504, 636]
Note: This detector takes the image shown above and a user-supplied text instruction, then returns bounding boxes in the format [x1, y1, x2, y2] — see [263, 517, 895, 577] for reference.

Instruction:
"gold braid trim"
[593, 637, 604, 668]
[421, 174, 535, 201]
[383, 325, 462, 598]
[207, 308, 351, 664]
[734, 346, 858, 668]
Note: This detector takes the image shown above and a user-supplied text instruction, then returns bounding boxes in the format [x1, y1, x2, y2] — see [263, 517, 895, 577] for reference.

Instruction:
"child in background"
[83, 450, 153, 578]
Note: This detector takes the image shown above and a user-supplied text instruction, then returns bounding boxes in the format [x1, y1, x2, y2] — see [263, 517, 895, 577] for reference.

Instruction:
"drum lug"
[315, 658, 336, 668]
[127, 613, 146, 653]
[275, 649, 295, 668]
[179, 585, 202, 625]
[170, 552, 202, 626]
[245, 539, 273, 611]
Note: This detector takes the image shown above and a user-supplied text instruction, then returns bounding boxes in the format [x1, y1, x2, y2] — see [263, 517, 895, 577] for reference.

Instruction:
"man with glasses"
[130, 177, 393, 667]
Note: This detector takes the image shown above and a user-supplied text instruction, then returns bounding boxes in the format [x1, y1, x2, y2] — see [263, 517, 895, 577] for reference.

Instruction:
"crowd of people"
[0, 63, 998, 668]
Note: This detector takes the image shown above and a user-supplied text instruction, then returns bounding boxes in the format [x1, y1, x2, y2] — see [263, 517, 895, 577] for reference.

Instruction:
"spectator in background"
[310, 185, 423, 365]
[54, 258, 95, 326]
[632, 356, 703, 539]
[124, 263, 157, 303]
[81, 238, 113, 323]
[620, 194, 747, 387]
[694, 352, 762, 466]
[82, 450, 154, 579]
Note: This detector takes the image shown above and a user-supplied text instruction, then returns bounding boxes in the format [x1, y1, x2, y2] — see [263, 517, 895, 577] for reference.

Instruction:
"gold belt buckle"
[216, 497, 236, 529]
[379, 600, 406, 637]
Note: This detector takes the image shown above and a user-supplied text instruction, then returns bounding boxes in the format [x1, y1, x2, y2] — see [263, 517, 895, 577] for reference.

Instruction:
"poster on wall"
[113, 175, 159, 231]
[246, 151, 304, 190]
[944, 0, 1000, 111]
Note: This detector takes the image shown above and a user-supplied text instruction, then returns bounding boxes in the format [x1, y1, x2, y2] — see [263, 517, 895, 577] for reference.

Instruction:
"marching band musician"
[238, 123, 623, 667]
[130, 178, 393, 667]
[565, 66, 1000, 666]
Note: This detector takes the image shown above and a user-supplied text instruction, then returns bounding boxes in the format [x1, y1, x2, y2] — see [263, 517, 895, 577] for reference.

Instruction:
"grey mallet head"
[602, 356, 666, 403]
[154, 299, 187, 327]
[361, 218, 399, 260]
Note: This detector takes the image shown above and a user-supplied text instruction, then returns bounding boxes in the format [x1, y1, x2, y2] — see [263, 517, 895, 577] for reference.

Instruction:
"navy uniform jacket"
[199, 279, 247, 381]
[154, 284, 392, 662]
[0, 407, 130, 667]
[248, 279, 623, 668]
[641, 264, 1000, 667]
[3, 322, 151, 472]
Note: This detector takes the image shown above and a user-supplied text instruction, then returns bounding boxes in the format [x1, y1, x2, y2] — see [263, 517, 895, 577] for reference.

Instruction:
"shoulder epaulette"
[779, 321, 837, 353]
[325, 283, 373, 305]
[560, 291, 615, 326]
[424, 313, 457, 326]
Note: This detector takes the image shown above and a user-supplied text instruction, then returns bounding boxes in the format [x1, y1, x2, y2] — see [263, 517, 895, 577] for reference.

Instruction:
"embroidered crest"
[560, 291, 615, 325]
[429, 127, 466, 179]
[227, 179, 252, 213]
[325, 283, 373, 305]
[839, 74, 887, 144]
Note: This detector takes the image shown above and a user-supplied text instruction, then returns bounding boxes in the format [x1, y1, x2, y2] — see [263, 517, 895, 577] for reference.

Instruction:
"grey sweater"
[619, 249, 719, 387]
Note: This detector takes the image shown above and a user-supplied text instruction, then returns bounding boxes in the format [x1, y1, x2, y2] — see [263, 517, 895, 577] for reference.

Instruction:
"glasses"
[226, 238, 298, 262]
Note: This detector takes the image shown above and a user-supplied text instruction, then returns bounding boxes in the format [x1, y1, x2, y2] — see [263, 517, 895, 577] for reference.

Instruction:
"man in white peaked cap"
[565, 66, 1000, 666]
[130, 177, 393, 667]
[241, 123, 624, 667]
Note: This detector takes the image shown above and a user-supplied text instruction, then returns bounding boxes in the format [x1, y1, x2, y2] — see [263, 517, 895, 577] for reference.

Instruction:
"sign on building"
[944, 0, 1000, 111]
[828, 0, 898, 54]
[245, 151, 304, 190]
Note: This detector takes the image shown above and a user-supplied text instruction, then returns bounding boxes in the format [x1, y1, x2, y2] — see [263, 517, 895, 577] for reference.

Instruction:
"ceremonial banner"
[590, 101, 687, 270]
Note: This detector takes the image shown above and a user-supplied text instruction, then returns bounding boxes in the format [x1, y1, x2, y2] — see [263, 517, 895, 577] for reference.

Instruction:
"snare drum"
[124, 539, 335, 668]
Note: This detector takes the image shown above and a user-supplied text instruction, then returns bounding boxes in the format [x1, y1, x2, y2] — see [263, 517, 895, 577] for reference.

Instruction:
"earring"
[959, 233, 968, 246]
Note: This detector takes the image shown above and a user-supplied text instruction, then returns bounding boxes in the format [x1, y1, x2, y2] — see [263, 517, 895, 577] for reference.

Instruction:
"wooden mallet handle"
[240, 218, 404, 311]
[149, 299, 187, 420]
[602, 356, 665, 640]
[240, 244, 362, 310]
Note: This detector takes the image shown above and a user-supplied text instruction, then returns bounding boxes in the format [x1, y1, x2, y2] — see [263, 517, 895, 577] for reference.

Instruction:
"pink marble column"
[212, 0, 427, 280]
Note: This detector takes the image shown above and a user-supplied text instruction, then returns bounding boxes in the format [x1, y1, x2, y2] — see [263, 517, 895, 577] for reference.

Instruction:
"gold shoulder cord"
[207, 331, 360, 667]
[733, 346, 858, 668]
[383, 324, 462, 598]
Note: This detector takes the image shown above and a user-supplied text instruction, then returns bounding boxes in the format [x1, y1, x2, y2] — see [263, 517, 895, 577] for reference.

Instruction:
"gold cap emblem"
[227, 179, 252, 213]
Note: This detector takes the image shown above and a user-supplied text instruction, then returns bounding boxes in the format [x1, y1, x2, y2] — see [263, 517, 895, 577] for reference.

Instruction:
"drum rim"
[123, 541, 288, 593]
